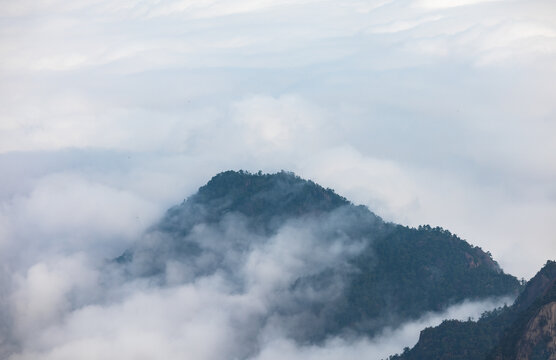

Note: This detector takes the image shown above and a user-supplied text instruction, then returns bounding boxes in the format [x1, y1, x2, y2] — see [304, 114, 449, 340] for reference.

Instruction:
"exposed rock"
[516, 301, 556, 360]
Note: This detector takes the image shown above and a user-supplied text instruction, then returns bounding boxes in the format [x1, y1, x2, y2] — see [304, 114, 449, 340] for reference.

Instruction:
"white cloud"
[302, 146, 420, 221]
[369, 15, 444, 34]
[416, 0, 502, 9]
[10, 173, 158, 240]
[1, 0, 555, 357]
[232, 95, 323, 151]
[251, 297, 513, 360]
[3, 209, 514, 360]
[10, 255, 99, 339]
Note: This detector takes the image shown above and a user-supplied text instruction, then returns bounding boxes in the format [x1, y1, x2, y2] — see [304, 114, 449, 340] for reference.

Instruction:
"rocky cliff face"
[515, 301, 556, 360]
[485, 260, 556, 360]
[492, 261, 556, 360]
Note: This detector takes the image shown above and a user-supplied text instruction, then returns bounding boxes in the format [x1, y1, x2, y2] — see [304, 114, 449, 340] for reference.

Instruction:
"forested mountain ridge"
[390, 260, 556, 360]
[488, 260, 556, 360]
[157, 170, 359, 235]
[115, 170, 521, 342]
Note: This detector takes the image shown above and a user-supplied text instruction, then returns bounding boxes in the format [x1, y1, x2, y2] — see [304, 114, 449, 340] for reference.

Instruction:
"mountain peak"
[117, 170, 520, 344]
[160, 170, 349, 230]
[195, 170, 349, 212]
[156, 170, 351, 237]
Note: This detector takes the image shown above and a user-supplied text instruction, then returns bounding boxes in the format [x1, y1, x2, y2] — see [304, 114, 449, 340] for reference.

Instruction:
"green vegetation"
[157, 170, 353, 235]
[117, 170, 522, 341]
[487, 260, 556, 360]
[390, 261, 556, 360]
[388, 305, 517, 360]
[342, 225, 520, 333]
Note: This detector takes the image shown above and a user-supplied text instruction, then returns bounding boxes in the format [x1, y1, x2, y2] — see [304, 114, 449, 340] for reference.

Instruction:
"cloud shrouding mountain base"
[2, 198, 514, 360]
[0, 0, 555, 358]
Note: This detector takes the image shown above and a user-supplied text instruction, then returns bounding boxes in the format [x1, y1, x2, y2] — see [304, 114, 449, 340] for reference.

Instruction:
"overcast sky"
[1, 0, 555, 280]
[1, 0, 556, 358]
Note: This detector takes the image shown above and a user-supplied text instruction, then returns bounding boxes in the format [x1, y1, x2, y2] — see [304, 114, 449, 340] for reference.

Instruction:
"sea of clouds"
[1, 0, 555, 358]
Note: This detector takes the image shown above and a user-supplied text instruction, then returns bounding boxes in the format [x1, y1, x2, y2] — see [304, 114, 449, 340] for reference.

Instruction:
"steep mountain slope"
[115, 170, 521, 341]
[488, 260, 556, 360]
[390, 260, 556, 360]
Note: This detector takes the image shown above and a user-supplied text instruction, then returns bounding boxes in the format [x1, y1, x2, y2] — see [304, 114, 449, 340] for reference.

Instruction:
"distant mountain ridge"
[115, 170, 521, 343]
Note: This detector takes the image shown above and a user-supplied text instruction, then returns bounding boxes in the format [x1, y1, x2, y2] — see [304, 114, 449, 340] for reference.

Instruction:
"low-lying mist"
[1, 198, 514, 360]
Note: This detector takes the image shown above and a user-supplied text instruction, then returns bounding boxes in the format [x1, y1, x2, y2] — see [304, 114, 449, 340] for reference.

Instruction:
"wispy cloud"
[1, 204, 514, 360]
[0, 0, 555, 357]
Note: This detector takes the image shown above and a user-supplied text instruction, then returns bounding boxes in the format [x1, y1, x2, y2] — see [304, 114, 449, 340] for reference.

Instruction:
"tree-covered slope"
[345, 225, 519, 329]
[116, 170, 521, 340]
[390, 260, 556, 360]
[157, 170, 353, 234]
[488, 260, 556, 360]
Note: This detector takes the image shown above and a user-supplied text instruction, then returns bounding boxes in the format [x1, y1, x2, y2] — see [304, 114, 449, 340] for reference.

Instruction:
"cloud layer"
[0, 0, 555, 358]
[2, 202, 515, 360]
[1, 0, 555, 277]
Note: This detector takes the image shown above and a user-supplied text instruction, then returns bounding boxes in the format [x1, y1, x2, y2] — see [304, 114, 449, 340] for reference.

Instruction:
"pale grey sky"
[0, 1, 555, 357]
[3, 0, 554, 277]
